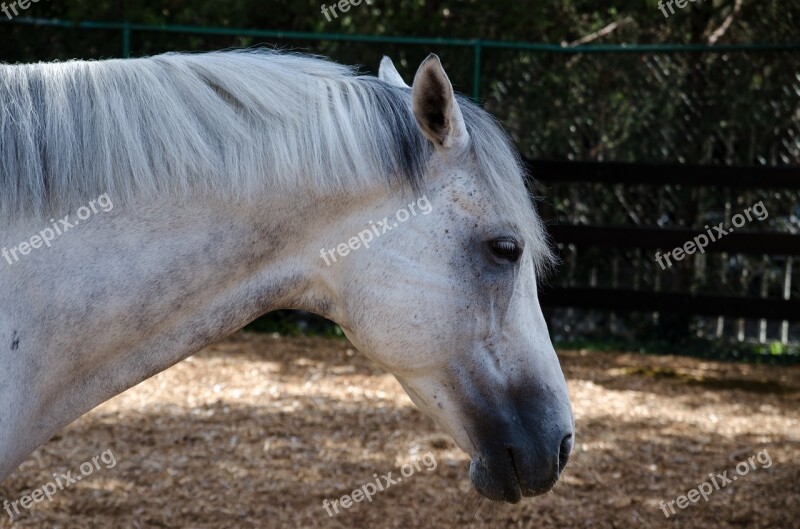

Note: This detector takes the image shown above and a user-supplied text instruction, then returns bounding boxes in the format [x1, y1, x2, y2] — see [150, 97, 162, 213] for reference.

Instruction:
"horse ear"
[411, 54, 469, 150]
[379, 56, 408, 88]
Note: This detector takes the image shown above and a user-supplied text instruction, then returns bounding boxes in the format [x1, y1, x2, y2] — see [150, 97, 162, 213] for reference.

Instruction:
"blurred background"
[1, 3, 799, 529]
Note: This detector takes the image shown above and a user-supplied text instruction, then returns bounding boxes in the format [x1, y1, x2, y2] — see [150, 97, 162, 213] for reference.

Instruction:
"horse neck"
[0, 186, 382, 479]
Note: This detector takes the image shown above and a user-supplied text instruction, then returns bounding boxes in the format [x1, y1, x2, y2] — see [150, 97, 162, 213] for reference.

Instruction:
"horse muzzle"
[466, 388, 574, 503]
[469, 429, 573, 503]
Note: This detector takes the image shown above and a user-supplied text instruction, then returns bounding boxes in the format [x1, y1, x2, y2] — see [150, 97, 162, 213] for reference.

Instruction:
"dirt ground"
[1, 332, 798, 529]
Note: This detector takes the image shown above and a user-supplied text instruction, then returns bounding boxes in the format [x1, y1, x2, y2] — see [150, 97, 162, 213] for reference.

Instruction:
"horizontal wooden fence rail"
[538, 287, 800, 321]
[526, 160, 800, 188]
[547, 225, 800, 255]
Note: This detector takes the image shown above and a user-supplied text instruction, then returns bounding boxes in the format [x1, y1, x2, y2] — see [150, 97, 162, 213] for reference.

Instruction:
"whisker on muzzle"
[552, 470, 576, 496]
[450, 490, 487, 529]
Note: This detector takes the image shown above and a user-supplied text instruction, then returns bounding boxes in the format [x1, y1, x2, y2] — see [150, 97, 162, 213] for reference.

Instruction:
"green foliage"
[244, 311, 345, 339]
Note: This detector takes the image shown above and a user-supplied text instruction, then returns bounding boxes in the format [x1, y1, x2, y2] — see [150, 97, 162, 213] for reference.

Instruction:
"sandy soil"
[1, 332, 798, 528]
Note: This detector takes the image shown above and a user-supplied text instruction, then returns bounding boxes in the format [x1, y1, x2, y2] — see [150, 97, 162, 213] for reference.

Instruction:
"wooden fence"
[530, 160, 800, 341]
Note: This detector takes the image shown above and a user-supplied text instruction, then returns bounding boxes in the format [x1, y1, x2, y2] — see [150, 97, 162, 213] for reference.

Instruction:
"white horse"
[0, 50, 573, 503]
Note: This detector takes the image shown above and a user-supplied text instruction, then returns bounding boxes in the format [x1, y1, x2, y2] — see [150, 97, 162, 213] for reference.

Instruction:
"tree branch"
[566, 18, 630, 47]
[707, 0, 744, 45]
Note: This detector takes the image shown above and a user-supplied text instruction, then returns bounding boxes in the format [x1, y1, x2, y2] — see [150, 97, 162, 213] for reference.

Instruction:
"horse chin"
[469, 457, 559, 504]
[469, 458, 519, 503]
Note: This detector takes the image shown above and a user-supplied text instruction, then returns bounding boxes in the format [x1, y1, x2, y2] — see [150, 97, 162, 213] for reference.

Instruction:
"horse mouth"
[469, 459, 555, 503]
[468, 434, 573, 503]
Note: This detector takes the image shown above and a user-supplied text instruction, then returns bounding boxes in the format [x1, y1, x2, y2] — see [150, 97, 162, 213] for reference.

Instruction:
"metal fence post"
[122, 21, 131, 58]
[471, 39, 483, 104]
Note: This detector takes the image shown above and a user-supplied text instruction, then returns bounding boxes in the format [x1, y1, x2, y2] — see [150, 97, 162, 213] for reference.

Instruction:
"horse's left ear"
[411, 54, 469, 150]
[379, 56, 409, 88]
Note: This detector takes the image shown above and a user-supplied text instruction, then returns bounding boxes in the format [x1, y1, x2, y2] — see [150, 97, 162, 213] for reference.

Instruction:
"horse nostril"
[558, 433, 573, 474]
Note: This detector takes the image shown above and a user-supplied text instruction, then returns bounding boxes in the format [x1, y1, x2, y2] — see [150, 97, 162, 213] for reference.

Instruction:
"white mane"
[0, 50, 554, 271]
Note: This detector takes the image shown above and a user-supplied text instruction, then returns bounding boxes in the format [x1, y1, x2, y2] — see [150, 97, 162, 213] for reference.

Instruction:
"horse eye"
[489, 238, 522, 262]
